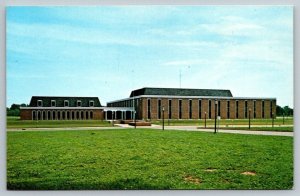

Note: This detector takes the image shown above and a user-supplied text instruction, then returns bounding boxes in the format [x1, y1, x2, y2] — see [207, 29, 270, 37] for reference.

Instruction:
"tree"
[7, 103, 27, 116]
[283, 106, 293, 116]
[276, 105, 283, 116]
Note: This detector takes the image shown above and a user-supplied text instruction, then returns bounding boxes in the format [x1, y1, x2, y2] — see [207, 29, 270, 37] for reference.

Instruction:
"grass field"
[7, 116, 293, 131]
[214, 126, 293, 132]
[152, 118, 293, 126]
[7, 116, 111, 128]
[7, 129, 293, 190]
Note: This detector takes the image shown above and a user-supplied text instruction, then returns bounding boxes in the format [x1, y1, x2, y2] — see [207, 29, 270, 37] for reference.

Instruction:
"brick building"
[20, 96, 105, 120]
[107, 87, 276, 120]
[20, 87, 276, 121]
[20, 96, 134, 121]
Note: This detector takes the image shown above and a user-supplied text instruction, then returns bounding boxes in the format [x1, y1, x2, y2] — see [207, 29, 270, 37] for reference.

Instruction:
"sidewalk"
[162, 126, 293, 137]
[7, 125, 293, 137]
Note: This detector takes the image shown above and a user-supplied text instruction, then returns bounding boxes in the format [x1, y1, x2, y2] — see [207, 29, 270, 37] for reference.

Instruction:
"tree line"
[276, 105, 293, 117]
[6, 103, 27, 116]
[7, 103, 293, 117]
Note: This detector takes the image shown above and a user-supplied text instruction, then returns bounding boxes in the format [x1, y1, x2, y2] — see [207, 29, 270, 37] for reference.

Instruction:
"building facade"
[20, 96, 135, 121]
[20, 96, 104, 120]
[20, 88, 276, 121]
[107, 87, 276, 120]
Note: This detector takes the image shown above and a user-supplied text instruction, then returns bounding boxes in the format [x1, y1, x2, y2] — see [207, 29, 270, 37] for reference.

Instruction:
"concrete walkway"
[163, 126, 294, 137]
[116, 124, 293, 137]
[7, 125, 293, 137]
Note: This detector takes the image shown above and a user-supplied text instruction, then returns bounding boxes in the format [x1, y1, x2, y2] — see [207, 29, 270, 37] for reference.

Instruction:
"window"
[158, 99, 162, 119]
[254, 101, 256, 118]
[51, 100, 56, 107]
[32, 111, 36, 120]
[179, 100, 182, 119]
[43, 111, 46, 120]
[147, 99, 151, 119]
[262, 100, 265, 118]
[198, 100, 202, 119]
[89, 100, 94, 107]
[37, 100, 43, 107]
[208, 100, 212, 119]
[236, 101, 239, 118]
[227, 100, 230, 119]
[64, 100, 69, 107]
[218, 100, 221, 117]
[77, 100, 82, 107]
[62, 111, 65, 120]
[189, 99, 192, 119]
[168, 99, 172, 119]
[245, 101, 248, 118]
[52, 111, 56, 120]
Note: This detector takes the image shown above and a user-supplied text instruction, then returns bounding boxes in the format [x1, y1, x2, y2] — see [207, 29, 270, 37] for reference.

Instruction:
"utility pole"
[179, 69, 182, 88]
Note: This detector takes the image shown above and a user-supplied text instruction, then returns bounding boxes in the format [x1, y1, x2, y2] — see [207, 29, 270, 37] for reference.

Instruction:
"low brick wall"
[128, 122, 152, 126]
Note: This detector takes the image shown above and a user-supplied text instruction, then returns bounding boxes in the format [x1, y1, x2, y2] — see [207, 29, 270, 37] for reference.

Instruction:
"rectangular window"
[51, 100, 56, 107]
[208, 100, 211, 119]
[89, 100, 94, 107]
[64, 100, 69, 107]
[227, 100, 230, 119]
[189, 99, 192, 119]
[245, 101, 248, 118]
[77, 100, 82, 107]
[262, 100, 265, 118]
[37, 100, 43, 107]
[158, 99, 162, 119]
[236, 101, 239, 118]
[179, 100, 182, 119]
[198, 100, 202, 119]
[254, 101, 256, 118]
[218, 100, 221, 117]
[147, 99, 151, 119]
[168, 99, 172, 119]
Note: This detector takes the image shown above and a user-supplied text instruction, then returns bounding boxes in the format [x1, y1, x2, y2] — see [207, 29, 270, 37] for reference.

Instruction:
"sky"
[6, 6, 293, 107]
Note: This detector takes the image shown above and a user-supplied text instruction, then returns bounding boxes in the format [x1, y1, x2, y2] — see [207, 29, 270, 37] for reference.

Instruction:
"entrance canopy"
[102, 107, 135, 120]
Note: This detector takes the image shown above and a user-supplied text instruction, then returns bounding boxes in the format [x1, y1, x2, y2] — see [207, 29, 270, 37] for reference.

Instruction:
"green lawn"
[214, 126, 293, 132]
[7, 129, 293, 190]
[7, 116, 293, 130]
[7, 116, 111, 128]
[152, 118, 293, 126]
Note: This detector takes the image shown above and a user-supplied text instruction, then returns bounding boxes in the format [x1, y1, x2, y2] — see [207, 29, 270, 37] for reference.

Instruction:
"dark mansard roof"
[29, 96, 101, 107]
[130, 87, 233, 98]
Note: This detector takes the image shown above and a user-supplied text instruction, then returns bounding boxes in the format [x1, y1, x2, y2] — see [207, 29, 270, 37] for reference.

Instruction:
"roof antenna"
[179, 69, 182, 88]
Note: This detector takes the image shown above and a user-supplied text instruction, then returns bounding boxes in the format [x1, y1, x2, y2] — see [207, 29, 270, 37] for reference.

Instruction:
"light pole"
[272, 113, 274, 128]
[214, 100, 217, 134]
[248, 108, 251, 130]
[134, 111, 136, 129]
[283, 111, 285, 125]
[204, 112, 207, 128]
[112, 111, 114, 127]
[162, 106, 165, 130]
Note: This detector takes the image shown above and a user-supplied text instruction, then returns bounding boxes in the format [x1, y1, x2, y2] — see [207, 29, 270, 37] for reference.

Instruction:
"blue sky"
[6, 6, 293, 107]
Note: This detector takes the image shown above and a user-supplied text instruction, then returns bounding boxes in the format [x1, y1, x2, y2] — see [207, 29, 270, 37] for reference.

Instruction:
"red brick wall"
[20, 109, 32, 120]
[136, 97, 275, 120]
